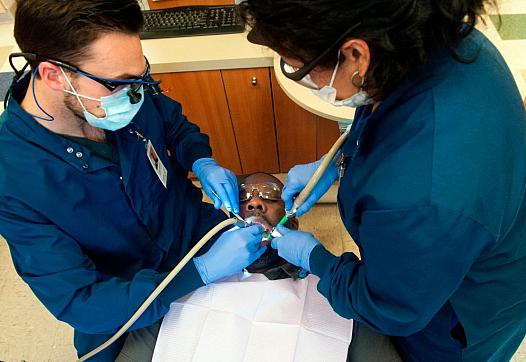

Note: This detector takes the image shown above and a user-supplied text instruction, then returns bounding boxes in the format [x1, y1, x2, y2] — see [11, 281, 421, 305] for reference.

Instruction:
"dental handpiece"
[207, 190, 248, 226]
[286, 124, 352, 218]
[232, 212, 249, 227]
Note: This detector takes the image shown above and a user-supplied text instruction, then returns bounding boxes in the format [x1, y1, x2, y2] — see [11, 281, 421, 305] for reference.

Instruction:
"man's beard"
[244, 211, 287, 273]
[64, 93, 89, 125]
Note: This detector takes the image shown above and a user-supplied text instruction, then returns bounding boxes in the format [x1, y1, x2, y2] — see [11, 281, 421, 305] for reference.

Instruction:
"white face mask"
[306, 55, 373, 108]
[61, 67, 144, 131]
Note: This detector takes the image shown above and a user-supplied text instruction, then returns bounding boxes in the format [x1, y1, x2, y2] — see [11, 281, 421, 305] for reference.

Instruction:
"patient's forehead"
[241, 173, 283, 188]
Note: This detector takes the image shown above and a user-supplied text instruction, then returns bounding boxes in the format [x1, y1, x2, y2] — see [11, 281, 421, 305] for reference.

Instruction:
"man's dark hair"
[14, 0, 143, 69]
[239, 0, 498, 99]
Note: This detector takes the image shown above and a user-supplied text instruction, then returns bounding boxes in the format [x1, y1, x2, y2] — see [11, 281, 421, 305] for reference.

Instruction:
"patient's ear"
[287, 217, 299, 230]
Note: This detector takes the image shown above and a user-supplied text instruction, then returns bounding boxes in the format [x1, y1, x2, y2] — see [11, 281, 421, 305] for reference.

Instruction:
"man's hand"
[192, 158, 239, 213]
[194, 225, 265, 284]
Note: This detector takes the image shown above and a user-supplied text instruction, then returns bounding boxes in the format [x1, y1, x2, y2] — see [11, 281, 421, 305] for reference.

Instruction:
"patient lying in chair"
[152, 173, 353, 362]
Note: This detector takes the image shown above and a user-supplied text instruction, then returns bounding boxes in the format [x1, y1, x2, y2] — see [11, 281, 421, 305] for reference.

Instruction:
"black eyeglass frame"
[279, 22, 362, 82]
[9, 52, 161, 94]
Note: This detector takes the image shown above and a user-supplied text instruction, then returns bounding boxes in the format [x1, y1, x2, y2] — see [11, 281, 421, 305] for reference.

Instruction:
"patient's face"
[239, 173, 286, 233]
[239, 173, 298, 273]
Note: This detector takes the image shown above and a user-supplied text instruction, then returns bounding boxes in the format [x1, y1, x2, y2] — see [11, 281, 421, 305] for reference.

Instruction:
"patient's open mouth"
[245, 216, 271, 232]
[245, 215, 274, 246]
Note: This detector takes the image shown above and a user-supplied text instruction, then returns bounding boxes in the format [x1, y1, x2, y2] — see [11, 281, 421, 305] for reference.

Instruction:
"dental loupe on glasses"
[8, 52, 162, 104]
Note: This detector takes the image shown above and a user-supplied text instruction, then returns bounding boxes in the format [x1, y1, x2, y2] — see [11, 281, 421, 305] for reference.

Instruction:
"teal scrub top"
[310, 29, 526, 361]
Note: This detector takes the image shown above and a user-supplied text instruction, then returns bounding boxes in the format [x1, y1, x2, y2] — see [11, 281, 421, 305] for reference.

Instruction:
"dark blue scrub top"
[0, 75, 227, 361]
[310, 29, 526, 361]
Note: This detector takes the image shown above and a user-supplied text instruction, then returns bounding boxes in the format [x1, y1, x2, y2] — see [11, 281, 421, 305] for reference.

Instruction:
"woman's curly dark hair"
[239, 0, 498, 99]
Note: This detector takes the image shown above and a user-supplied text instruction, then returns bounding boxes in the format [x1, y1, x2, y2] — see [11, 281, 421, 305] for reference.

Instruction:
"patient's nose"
[245, 195, 267, 213]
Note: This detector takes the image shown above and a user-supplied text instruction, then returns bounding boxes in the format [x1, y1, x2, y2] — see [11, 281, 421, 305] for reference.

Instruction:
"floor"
[487, 0, 526, 92]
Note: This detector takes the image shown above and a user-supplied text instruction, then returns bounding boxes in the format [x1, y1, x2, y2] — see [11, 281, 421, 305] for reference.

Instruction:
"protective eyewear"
[281, 61, 320, 90]
[239, 182, 282, 202]
[279, 22, 361, 82]
[9, 52, 162, 98]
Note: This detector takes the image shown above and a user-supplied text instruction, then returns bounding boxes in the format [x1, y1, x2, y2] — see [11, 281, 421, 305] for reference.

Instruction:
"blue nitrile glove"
[194, 225, 265, 284]
[192, 157, 239, 213]
[270, 225, 321, 272]
[281, 154, 339, 217]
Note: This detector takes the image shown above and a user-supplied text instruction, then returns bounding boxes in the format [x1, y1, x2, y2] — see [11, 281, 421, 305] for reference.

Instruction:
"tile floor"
[487, 0, 526, 89]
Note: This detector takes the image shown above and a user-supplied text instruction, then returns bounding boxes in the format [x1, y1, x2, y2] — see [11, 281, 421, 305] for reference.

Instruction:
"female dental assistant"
[240, 0, 526, 361]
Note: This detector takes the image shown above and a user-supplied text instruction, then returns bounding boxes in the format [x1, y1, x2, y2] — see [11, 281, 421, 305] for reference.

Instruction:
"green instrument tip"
[278, 215, 289, 225]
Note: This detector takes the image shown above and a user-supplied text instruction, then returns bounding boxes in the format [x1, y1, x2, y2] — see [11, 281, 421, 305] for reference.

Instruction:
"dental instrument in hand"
[263, 124, 352, 243]
[209, 189, 247, 226]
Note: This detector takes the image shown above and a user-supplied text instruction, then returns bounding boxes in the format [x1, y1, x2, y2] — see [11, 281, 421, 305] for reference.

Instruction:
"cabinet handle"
[251, 77, 257, 85]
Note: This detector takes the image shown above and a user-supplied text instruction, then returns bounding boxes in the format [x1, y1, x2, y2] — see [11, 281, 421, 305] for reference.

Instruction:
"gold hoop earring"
[351, 70, 365, 89]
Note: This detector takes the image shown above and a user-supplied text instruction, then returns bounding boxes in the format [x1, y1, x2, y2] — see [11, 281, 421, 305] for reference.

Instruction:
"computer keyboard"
[140, 5, 245, 39]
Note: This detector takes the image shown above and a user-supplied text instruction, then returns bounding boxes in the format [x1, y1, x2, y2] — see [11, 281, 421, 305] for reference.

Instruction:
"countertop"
[0, 23, 275, 74]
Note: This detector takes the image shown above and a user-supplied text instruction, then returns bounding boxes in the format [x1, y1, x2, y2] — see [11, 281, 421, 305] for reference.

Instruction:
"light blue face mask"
[61, 67, 144, 131]
[299, 53, 374, 108]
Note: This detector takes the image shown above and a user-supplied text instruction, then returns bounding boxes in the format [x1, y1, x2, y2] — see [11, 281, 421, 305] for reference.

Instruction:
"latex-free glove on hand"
[271, 225, 321, 272]
[192, 158, 239, 213]
[281, 154, 338, 217]
[194, 225, 265, 284]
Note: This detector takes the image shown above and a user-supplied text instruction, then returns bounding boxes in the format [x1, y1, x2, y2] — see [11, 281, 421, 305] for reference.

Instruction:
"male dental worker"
[0, 1, 265, 361]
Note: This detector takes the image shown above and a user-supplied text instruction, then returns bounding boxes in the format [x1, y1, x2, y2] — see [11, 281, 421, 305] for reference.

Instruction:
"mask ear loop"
[31, 66, 55, 121]
[60, 66, 94, 114]
[327, 50, 341, 88]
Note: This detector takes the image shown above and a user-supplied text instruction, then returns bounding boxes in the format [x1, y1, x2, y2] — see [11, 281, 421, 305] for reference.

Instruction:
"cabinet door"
[222, 68, 280, 175]
[152, 71, 242, 174]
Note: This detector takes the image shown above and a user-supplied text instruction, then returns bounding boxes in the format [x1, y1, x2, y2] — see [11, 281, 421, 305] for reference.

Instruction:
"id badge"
[146, 140, 168, 188]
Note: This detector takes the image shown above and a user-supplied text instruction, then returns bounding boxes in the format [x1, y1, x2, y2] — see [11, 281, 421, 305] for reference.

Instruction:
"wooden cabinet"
[221, 68, 279, 174]
[153, 67, 341, 174]
[154, 71, 242, 174]
[147, 0, 233, 10]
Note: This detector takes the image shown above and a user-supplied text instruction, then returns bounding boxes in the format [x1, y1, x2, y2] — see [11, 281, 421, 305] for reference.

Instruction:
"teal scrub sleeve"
[310, 206, 496, 336]
[159, 96, 212, 170]
[0, 198, 203, 335]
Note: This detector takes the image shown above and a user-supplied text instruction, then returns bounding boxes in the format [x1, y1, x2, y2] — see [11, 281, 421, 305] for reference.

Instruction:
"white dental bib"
[152, 272, 353, 362]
